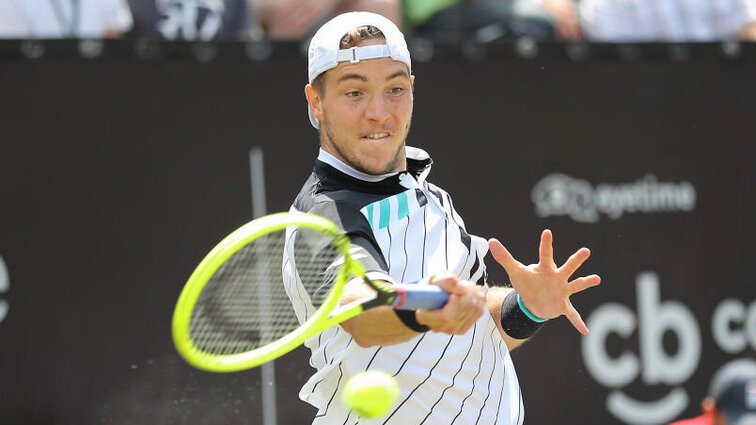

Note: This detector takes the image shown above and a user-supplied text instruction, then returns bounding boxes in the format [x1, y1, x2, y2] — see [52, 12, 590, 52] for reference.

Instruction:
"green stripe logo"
[379, 198, 390, 229]
[363, 190, 413, 231]
[367, 203, 374, 228]
[397, 191, 409, 221]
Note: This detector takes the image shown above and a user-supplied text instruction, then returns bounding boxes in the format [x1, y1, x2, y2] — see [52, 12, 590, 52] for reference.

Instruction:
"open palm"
[488, 230, 601, 335]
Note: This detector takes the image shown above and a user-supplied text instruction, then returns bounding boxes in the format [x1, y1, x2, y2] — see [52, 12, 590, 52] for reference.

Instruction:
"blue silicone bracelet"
[517, 294, 549, 323]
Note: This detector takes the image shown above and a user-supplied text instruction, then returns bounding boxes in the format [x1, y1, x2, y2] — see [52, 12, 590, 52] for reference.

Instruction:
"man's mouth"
[364, 132, 390, 140]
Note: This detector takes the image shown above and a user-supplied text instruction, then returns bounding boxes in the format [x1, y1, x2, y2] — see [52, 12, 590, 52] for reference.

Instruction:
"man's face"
[307, 41, 414, 175]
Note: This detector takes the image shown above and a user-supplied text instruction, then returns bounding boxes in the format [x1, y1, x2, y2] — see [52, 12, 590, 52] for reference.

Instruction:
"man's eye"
[390, 87, 404, 94]
[346, 91, 361, 98]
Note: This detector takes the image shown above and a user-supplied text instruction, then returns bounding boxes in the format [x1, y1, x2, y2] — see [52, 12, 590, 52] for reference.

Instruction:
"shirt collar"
[317, 146, 433, 183]
[317, 149, 399, 182]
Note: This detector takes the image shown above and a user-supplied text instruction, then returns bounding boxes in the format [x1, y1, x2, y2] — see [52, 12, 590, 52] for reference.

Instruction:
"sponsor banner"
[0, 42, 754, 425]
[531, 174, 697, 223]
[583, 272, 756, 425]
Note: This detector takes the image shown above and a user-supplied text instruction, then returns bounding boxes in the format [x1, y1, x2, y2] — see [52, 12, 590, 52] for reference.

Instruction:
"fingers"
[564, 301, 589, 335]
[418, 304, 478, 334]
[490, 231, 600, 336]
[427, 273, 466, 295]
[444, 283, 485, 334]
[488, 238, 522, 276]
[568, 274, 601, 294]
[417, 279, 486, 334]
[538, 229, 556, 269]
[559, 247, 591, 278]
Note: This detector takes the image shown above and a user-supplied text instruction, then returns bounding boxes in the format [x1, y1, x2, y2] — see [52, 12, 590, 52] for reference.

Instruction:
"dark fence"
[1, 39, 754, 425]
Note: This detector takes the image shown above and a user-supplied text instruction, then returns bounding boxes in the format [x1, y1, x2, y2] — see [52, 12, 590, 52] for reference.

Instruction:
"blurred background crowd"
[0, 0, 754, 43]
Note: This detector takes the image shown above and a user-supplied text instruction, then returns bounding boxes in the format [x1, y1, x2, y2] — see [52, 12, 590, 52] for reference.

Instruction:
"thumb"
[488, 238, 521, 276]
[427, 273, 465, 295]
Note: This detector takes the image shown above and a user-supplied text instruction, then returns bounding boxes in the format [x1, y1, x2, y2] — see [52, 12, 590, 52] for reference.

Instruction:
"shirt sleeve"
[306, 200, 394, 283]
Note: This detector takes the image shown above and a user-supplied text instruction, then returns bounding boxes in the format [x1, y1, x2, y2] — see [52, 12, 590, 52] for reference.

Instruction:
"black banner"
[1, 40, 754, 425]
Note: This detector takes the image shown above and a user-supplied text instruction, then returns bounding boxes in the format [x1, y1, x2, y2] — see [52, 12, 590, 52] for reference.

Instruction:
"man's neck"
[317, 149, 400, 182]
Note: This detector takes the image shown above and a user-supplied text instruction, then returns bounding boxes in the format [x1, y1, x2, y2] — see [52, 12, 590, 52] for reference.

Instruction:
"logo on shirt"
[361, 190, 414, 231]
[531, 174, 696, 222]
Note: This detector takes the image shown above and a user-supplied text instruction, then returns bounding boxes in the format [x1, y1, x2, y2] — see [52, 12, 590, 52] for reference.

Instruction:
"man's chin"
[357, 164, 393, 175]
[353, 157, 401, 176]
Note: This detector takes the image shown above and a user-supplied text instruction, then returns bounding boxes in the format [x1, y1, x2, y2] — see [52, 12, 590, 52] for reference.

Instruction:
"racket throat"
[363, 276, 400, 308]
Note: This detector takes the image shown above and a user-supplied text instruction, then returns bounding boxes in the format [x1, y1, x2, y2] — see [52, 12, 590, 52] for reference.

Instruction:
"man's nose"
[365, 94, 390, 122]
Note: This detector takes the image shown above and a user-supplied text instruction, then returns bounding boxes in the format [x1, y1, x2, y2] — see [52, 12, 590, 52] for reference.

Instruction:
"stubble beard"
[322, 114, 411, 176]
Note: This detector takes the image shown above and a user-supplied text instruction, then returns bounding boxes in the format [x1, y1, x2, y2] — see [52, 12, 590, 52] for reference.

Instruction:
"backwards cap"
[306, 12, 412, 129]
[709, 358, 756, 425]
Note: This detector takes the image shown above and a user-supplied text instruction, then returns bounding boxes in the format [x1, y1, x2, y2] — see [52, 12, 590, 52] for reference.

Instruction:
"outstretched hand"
[488, 230, 600, 335]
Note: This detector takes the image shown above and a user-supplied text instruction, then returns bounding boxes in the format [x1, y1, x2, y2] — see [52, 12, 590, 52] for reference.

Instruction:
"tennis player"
[289, 11, 601, 424]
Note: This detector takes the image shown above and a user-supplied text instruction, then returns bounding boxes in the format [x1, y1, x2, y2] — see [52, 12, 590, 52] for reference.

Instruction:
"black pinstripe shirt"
[289, 147, 524, 425]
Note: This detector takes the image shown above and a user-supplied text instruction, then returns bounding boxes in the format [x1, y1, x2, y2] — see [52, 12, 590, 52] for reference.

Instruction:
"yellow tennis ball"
[342, 370, 400, 418]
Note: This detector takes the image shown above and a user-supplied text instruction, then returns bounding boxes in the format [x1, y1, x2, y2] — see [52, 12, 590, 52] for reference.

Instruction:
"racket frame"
[172, 212, 396, 372]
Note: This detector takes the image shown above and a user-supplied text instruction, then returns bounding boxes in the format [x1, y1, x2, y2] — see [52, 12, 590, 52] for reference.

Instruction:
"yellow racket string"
[188, 226, 342, 356]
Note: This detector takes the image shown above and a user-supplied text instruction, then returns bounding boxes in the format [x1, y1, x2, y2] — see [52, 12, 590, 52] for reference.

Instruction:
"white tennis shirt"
[286, 148, 523, 425]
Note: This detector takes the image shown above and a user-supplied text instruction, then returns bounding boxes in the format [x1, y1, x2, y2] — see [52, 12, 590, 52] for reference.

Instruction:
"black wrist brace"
[395, 310, 430, 333]
[500, 291, 547, 339]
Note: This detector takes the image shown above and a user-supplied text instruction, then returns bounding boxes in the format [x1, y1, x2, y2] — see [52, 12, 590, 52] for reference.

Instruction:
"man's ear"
[702, 397, 729, 425]
[305, 84, 324, 123]
[702, 397, 716, 414]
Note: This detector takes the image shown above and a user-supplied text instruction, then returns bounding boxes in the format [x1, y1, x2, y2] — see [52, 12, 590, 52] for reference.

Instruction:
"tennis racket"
[172, 211, 449, 372]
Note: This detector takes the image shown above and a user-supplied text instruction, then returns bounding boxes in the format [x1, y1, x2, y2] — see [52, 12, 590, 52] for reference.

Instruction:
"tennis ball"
[342, 370, 399, 418]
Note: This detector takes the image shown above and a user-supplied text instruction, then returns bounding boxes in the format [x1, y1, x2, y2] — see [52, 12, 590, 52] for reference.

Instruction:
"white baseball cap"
[306, 12, 412, 129]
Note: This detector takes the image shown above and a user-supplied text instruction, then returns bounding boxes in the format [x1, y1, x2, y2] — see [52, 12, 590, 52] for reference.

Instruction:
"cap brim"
[727, 412, 756, 425]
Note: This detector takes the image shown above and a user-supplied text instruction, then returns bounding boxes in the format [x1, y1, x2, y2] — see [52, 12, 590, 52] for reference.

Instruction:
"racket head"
[171, 212, 360, 372]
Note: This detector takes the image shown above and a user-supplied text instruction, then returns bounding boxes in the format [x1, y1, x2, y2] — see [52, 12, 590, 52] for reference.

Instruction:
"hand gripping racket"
[172, 212, 449, 372]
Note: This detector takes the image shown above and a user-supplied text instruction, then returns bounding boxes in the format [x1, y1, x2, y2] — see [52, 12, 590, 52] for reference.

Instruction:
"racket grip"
[392, 284, 449, 310]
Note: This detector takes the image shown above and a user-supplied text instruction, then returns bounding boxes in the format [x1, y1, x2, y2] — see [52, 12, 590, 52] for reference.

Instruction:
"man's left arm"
[486, 286, 527, 351]
[486, 230, 601, 350]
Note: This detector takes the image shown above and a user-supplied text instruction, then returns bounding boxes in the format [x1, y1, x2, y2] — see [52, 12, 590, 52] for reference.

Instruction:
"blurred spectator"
[0, 0, 133, 38]
[667, 358, 756, 425]
[579, 0, 756, 41]
[403, 0, 558, 42]
[536, 0, 581, 39]
[127, 0, 259, 40]
[253, 0, 400, 40]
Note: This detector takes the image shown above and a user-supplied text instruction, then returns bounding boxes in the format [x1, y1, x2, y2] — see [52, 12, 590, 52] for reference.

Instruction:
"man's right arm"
[302, 202, 486, 347]
[339, 274, 487, 347]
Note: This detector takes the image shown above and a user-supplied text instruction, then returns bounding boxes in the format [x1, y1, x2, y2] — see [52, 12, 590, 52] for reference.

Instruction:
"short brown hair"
[339, 25, 385, 49]
[311, 25, 386, 94]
